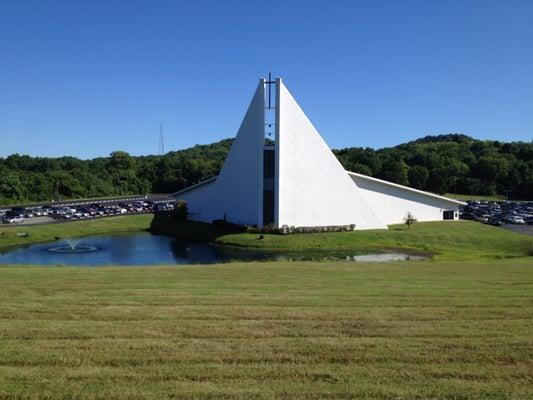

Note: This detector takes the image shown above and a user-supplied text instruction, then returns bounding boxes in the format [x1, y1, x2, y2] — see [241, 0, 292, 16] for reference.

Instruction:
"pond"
[0, 232, 428, 266]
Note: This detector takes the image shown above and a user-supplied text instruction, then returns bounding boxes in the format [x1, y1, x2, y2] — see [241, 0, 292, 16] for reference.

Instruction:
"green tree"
[404, 212, 417, 228]
[407, 165, 429, 189]
[172, 200, 189, 221]
[0, 172, 24, 202]
[378, 158, 408, 185]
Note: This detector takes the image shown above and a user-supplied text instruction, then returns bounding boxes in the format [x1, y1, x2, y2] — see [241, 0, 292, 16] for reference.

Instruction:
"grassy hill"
[0, 259, 531, 399]
[1, 214, 532, 399]
[154, 217, 533, 261]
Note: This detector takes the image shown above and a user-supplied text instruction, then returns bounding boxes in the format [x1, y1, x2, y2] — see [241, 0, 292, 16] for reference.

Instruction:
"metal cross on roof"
[265, 72, 276, 109]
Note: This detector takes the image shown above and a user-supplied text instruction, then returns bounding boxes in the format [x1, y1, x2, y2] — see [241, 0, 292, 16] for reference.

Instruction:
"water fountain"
[48, 238, 98, 253]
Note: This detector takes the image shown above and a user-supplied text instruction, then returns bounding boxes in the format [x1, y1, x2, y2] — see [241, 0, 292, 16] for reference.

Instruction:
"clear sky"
[1, 0, 532, 159]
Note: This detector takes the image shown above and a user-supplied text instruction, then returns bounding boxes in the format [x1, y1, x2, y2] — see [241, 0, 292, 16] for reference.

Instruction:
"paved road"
[502, 223, 533, 236]
[0, 194, 173, 213]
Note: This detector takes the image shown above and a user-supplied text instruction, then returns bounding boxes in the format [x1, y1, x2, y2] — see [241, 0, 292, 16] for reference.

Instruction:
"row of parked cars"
[0, 200, 175, 224]
[461, 200, 533, 226]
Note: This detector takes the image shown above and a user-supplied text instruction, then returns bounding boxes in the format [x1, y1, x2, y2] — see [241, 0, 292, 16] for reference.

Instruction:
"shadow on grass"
[149, 213, 241, 244]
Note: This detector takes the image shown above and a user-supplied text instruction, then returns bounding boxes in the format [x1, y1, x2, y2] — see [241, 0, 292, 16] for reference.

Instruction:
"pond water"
[0, 233, 427, 266]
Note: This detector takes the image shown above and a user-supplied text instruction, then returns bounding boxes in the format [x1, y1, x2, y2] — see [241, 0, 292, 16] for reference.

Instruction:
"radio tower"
[158, 123, 165, 155]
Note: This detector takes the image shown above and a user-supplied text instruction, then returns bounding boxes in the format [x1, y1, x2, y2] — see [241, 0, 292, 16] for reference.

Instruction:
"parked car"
[3, 215, 25, 224]
[488, 217, 502, 226]
[476, 215, 490, 224]
[132, 202, 144, 212]
[507, 216, 526, 225]
[30, 207, 43, 216]
[154, 203, 167, 212]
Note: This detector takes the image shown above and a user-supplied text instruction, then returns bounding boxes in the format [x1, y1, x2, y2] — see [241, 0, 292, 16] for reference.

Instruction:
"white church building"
[174, 77, 465, 230]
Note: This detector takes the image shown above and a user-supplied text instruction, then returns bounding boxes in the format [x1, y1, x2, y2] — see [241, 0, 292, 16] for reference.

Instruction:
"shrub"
[404, 212, 417, 228]
[212, 218, 243, 232]
[262, 223, 280, 234]
[245, 225, 260, 234]
[212, 219, 227, 228]
[172, 200, 189, 221]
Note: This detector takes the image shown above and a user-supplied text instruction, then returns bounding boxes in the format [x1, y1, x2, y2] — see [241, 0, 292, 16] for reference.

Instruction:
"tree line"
[0, 134, 532, 205]
[0, 140, 232, 205]
[334, 134, 533, 200]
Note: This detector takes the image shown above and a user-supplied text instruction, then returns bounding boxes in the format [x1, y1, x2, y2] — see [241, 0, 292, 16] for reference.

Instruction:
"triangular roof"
[211, 79, 265, 225]
[174, 80, 265, 226]
[276, 79, 387, 229]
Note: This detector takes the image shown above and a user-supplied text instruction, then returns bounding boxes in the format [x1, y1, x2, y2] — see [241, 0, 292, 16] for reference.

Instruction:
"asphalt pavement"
[502, 223, 533, 236]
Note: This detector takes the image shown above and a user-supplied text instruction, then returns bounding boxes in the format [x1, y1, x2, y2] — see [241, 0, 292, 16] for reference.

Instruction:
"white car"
[508, 216, 526, 225]
[6, 215, 25, 224]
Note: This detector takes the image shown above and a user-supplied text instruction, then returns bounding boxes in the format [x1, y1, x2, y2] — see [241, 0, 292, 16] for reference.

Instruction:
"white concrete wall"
[276, 79, 387, 229]
[176, 79, 265, 226]
[351, 174, 461, 225]
[176, 179, 219, 223]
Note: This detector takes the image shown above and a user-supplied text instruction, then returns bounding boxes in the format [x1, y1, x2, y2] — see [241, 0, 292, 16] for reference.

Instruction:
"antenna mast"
[159, 123, 165, 155]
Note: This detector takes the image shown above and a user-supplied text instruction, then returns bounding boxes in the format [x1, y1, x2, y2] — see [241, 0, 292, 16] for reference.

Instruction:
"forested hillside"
[1, 135, 532, 205]
[0, 140, 232, 205]
[334, 134, 533, 200]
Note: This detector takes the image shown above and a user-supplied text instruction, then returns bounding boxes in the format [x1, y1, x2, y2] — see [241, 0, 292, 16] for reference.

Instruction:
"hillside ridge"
[1, 135, 532, 204]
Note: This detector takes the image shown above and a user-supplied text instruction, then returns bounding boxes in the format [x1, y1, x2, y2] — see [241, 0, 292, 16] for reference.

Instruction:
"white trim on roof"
[172, 176, 217, 197]
[347, 171, 466, 206]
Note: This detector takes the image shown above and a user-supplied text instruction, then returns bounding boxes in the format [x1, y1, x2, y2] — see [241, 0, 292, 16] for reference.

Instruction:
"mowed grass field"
[0, 260, 532, 399]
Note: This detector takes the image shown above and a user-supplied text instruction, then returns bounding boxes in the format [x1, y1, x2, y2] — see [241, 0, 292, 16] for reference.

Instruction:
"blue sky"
[1, 0, 532, 159]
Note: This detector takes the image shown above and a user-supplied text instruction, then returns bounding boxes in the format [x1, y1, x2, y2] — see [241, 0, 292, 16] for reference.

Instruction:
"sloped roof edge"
[172, 176, 217, 197]
[347, 171, 467, 206]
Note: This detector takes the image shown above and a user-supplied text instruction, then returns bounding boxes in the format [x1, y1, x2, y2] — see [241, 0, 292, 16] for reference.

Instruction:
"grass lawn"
[0, 260, 531, 399]
[152, 215, 533, 261]
[214, 221, 533, 261]
[0, 214, 153, 249]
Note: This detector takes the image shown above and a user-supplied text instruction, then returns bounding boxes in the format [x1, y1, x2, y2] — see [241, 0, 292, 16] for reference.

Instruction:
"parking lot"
[0, 196, 176, 226]
[3, 196, 532, 235]
[503, 224, 533, 236]
[461, 200, 533, 234]
[13, 216, 55, 226]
